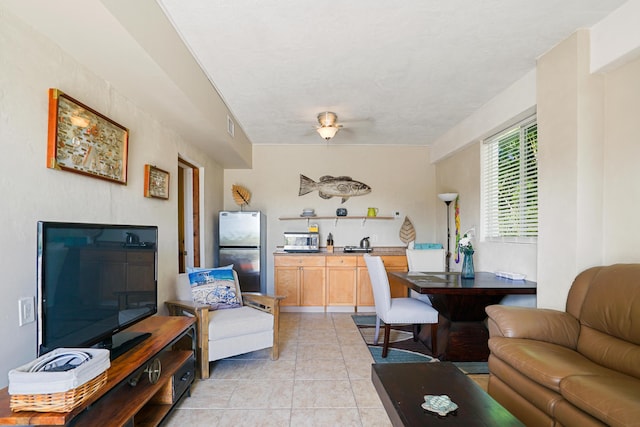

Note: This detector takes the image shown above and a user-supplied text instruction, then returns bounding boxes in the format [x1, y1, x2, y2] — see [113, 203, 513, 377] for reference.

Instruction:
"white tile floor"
[164, 312, 488, 426]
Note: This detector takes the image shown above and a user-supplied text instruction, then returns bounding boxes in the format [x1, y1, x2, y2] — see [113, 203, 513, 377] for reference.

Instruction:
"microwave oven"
[283, 232, 319, 252]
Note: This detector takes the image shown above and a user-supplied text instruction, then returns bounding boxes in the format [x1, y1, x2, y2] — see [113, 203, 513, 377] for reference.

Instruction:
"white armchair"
[166, 271, 284, 378]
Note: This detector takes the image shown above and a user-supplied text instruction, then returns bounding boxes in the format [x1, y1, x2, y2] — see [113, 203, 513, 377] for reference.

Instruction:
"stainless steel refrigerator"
[216, 211, 266, 293]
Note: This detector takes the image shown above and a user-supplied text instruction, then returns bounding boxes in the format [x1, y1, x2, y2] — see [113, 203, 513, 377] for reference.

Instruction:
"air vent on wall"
[227, 115, 235, 137]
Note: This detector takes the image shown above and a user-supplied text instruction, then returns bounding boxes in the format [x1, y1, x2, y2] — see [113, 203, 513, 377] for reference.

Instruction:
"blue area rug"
[367, 346, 438, 364]
[352, 314, 489, 373]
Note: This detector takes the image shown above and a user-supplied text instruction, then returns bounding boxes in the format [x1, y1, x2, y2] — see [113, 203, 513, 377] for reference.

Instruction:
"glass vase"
[461, 250, 475, 279]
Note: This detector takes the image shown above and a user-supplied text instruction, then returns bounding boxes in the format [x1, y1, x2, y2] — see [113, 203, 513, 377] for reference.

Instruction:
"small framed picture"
[144, 165, 170, 199]
[47, 88, 129, 184]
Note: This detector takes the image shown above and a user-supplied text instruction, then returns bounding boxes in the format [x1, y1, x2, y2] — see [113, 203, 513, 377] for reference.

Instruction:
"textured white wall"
[535, 28, 640, 309]
[0, 10, 224, 387]
[536, 30, 606, 309]
[224, 144, 437, 293]
[435, 144, 538, 281]
[590, 0, 640, 73]
[603, 56, 640, 262]
[432, 18, 640, 310]
[430, 69, 537, 164]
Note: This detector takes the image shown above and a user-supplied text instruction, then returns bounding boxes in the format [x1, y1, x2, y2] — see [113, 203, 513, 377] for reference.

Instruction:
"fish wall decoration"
[298, 174, 371, 204]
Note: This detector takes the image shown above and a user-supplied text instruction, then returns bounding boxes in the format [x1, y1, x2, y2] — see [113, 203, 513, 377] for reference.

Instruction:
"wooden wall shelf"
[279, 216, 394, 220]
[279, 216, 394, 226]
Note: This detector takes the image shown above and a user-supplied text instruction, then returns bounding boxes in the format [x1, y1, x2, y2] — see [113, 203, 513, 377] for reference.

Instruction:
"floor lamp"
[438, 193, 458, 272]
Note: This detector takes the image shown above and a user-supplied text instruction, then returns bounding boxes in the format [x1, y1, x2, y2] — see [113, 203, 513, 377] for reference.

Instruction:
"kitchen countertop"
[274, 246, 407, 256]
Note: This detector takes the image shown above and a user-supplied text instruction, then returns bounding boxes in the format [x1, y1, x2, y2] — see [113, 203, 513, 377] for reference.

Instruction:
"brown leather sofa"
[485, 264, 640, 427]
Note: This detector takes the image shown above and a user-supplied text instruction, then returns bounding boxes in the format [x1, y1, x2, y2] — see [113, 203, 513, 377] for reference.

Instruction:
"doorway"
[178, 158, 201, 273]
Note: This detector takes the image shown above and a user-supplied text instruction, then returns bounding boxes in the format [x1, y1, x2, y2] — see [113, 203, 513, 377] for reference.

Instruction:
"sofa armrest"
[165, 299, 208, 316]
[486, 304, 580, 349]
[241, 293, 285, 314]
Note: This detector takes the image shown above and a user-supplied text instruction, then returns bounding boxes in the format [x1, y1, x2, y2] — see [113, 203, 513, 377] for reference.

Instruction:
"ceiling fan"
[316, 111, 343, 140]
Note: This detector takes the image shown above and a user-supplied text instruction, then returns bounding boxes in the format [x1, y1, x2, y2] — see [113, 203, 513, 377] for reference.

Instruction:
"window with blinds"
[481, 117, 538, 242]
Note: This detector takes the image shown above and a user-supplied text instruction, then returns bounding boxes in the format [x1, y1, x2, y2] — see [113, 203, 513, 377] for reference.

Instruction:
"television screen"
[37, 221, 158, 357]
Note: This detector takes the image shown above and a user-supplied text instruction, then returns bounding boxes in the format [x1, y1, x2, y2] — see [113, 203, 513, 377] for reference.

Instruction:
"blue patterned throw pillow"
[188, 268, 241, 310]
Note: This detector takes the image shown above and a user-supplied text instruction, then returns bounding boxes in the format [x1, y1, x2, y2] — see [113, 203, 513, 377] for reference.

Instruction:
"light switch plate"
[19, 297, 35, 326]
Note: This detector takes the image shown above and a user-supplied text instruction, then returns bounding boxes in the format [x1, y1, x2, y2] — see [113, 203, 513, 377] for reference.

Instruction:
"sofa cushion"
[489, 355, 564, 416]
[488, 337, 619, 392]
[560, 374, 640, 427]
[575, 265, 640, 379]
[207, 306, 273, 341]
[578, 264, 640, 346]
[486, 305, 580, 349]
[577, 326, 640, 380]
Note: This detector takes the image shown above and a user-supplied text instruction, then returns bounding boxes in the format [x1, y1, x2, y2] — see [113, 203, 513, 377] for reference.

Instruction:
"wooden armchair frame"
[166, 292, 284, 379]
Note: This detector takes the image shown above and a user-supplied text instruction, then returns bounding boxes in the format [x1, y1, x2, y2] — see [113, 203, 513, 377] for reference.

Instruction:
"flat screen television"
[37, 221, 158, 359]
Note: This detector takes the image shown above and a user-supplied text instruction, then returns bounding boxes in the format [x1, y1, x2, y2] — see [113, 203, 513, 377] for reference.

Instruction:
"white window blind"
[482, 117, 538, 241]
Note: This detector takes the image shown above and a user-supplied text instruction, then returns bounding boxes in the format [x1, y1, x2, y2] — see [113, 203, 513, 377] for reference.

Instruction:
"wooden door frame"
[178, 158, 201, 273]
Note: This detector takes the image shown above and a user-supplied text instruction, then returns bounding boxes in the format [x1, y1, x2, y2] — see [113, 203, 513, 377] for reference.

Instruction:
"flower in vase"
[458, 234, 474, 255]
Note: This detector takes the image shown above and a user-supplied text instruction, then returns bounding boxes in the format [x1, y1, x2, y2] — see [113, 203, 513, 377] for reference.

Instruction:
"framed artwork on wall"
[144, 164, 170, 199]
[46, 88, 129, 184]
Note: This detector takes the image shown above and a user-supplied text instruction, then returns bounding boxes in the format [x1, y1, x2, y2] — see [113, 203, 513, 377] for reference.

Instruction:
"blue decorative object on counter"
[413, 242, 444, 250]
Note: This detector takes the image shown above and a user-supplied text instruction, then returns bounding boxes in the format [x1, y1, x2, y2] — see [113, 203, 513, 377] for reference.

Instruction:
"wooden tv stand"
[0, 316, 196, 426]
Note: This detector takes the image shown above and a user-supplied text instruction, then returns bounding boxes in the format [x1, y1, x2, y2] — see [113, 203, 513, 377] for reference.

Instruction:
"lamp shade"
[317, 126, 339, 140]
[438, 193, 458, 202]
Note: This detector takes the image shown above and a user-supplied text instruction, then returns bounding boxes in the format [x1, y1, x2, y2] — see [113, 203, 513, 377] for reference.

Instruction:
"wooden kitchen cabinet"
[274, 266, 300, 306]
[300, 266, 326, 306]
[275, 255, 325, 307]
[382, 255, 410, 298]
[274, 253, 407, 310]
[356, 255, 408, 307]
[326, 256, 357, 306]
[357, 263, 375, 306]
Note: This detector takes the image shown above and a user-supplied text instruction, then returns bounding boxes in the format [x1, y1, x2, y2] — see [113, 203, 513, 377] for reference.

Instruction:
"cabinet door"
[326, 256, 357, 306]
[356, 266, 375, 306]
[275, 266, 300, 306]
[356, 255, 409, 301]
[327, 267, 357, 305]
[382, 255, 409, 298]
[300, 266, 326, 306]
[386, 267, 409, 298]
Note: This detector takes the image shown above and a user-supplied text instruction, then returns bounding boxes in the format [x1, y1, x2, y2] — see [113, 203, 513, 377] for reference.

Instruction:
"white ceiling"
[157, 0, 627, 146]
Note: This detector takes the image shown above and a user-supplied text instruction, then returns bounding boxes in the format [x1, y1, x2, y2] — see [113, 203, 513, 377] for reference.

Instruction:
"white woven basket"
[8, 348, 110, 395]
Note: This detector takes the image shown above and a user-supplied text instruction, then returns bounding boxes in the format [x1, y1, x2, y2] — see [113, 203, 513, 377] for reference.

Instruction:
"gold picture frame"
[144, 164, 170, 199]
[47, 88, 129, 184]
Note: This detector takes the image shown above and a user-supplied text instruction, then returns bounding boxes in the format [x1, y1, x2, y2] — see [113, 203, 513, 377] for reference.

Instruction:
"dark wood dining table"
[389, 271, 537, 361]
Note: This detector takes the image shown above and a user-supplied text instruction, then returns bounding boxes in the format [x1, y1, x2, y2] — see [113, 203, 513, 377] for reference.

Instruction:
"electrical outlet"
[19, 297, 35, 326]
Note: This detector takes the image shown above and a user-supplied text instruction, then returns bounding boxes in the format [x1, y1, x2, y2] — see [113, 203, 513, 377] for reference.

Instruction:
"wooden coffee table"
[372, 362, 523, 426]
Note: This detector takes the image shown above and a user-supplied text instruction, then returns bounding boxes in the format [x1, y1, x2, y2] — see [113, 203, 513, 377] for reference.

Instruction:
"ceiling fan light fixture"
[316, 111, 340, 140]
[317, 125, 339, 140]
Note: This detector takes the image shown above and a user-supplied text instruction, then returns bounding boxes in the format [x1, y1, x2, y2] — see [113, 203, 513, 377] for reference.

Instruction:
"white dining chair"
[364, 254, 439, 357]
[405, 248, 445, 303]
